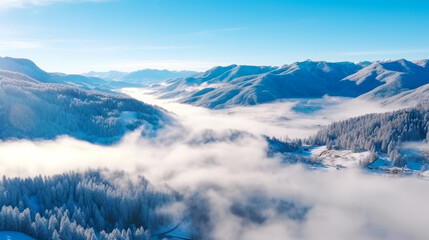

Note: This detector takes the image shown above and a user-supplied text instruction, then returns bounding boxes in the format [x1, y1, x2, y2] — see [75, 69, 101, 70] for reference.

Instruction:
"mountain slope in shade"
[83, 70, 128, 81]
[84, 69, 197, 86]
[157, 61, 366, 109]
[0, 70, 169, 144]
[121, 69, 197, 85]
[344, 59, 429, 100]
[0, 57, 112, 92]
[381, 83, 429, 107]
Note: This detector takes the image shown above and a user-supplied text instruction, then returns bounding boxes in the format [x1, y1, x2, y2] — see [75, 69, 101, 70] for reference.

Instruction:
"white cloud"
[0, 40, 42, 50]
[62, 44, 194, 53]
[0, 0, 111, 9]
[91, 59, 222, 72]
[341, 49, 429, 56]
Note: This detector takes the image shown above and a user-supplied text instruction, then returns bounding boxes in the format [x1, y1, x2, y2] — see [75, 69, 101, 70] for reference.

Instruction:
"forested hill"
[0, 170, 182, 240]
[307, 106, 429, 166]
[0, 70, 170, 144]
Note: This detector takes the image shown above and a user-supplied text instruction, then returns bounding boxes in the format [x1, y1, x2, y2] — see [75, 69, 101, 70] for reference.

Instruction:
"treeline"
[0, 171, 181, 239]
[306, 105, 429, 166]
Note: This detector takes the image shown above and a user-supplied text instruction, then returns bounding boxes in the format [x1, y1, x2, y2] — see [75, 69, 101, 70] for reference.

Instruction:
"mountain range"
[0, 57, 197, 92]
[154, 59, 429, 109]
[0, 57, 112, 92]
[83, 69, 197, 86]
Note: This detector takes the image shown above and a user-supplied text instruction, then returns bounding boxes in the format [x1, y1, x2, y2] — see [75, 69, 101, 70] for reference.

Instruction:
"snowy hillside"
[345, 59, 429, 100]
[381, 83, 429, 107]
[0, 70, 169, 144]
[310, 146, 376, 168]
[0, 57, 113, 92]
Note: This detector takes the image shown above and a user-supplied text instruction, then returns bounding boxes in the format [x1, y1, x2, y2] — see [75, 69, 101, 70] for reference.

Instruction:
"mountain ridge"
[154, 59, 429, 109]
[84, 69, 197, 86]
[0, 57, 113, 92]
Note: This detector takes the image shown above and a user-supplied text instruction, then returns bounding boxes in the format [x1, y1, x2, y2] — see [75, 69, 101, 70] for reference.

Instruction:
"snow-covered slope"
[0, 57, 111, 92]
[311, 146, 374, 168]
[0, 70, 169, 144]
[347, 59, 429, 100]
[157, 61, 366, 109]
[381, 83, 429, 107]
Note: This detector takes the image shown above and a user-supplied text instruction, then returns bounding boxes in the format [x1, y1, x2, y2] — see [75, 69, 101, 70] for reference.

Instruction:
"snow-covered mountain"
[0, 70, 169, 144]
[0, 57, 113, 92]
[83, 70, 128, 81]
[84, 69, 197, 86]
[154, 59, 429, 109]
[156, 61, 367, 108]
[344, 59, 429, 100]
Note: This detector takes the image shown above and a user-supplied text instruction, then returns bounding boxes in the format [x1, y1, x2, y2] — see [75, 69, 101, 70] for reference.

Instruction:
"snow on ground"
[367, 153, 392, 170]
[310, 146, 429, 177]
[0, 232, 35, 240]
[311, 146, 371, 168]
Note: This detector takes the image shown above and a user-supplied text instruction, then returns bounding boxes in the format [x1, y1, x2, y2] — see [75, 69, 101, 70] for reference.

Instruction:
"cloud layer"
[0, 89, 427, 239]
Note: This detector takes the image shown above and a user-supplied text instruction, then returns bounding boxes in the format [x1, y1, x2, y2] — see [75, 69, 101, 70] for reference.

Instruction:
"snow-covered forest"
[0, 70, 168, 144]
[0, 171, 182, 240]
[307, 105, 429, 166]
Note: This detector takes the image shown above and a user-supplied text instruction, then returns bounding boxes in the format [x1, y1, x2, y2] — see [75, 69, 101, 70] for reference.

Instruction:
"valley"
[0, 57, 428, 240]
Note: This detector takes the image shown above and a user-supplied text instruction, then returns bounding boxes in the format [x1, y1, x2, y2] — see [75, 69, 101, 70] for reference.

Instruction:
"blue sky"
[1, 0, 428, 73]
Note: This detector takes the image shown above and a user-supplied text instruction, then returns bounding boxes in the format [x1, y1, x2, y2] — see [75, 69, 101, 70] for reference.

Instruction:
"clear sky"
[1, 0, 428, 73]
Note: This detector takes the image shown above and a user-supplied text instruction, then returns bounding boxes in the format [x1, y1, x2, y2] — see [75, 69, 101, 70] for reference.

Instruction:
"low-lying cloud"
[0, 89, 427, 240]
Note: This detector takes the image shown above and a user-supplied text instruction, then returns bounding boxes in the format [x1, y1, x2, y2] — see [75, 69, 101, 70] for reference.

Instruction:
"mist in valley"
[1, 88, 427, 240]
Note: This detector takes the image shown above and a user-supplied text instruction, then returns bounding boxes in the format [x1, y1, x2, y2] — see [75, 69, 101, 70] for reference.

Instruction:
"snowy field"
[0, 232, 34, 240]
